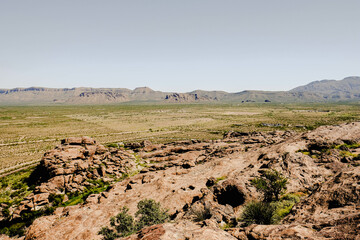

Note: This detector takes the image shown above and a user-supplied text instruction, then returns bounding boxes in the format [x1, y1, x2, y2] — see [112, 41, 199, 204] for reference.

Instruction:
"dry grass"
[1, 103, 360, 171]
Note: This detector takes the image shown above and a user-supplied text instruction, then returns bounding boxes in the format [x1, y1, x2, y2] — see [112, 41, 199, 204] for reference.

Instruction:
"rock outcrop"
[2, 122, 360, 240]
[11, 137, 137, 218]
[164, 93, 217, 102]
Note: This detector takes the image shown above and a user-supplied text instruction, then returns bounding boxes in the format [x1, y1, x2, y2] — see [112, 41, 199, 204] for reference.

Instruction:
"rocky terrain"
[1, 77, 359, 104]
[164, 93, 218, 102]
[1, 122, 360, 240]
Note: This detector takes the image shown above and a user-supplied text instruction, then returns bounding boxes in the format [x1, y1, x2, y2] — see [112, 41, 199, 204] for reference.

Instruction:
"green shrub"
[98, 227, 119, 240]
[99, 199, 168, 240]
[240, 201, 276, 225]
[98, 207, 135, 240]
[8, 222, 26, 236]
[48, 193, 64, 207]
[251, 169, 288, 202]
[2, 207, 10, 219]
[110, 207, 135, 237]
[0, 209, 47, 237]
[240, 170, 299, 226]
[240, 192, 301, 226]
[135, 199, 169, 230]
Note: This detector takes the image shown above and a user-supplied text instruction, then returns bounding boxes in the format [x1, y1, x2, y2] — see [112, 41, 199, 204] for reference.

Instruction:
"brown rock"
[61, 137, 82, 145]
[82, 136, 96, 145]
[96, 144, 107, 154]
[142, 174, 155, 184]
[85, 194, 99, 204]
[125, 221, 237, 240]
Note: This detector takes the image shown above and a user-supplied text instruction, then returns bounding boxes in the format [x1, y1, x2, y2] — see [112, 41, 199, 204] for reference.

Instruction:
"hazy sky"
[0, 1, 359, 92]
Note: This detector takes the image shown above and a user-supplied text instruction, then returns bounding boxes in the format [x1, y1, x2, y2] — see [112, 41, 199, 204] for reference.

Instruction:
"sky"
[0, 1, 359, 92]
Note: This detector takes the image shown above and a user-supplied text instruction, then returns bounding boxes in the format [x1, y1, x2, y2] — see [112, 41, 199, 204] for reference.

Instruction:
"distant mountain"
[0, 77, 359, 105]
[290, 76, 360, 94]
[288, 76, 360, 101]
[0, 87, 169, 105]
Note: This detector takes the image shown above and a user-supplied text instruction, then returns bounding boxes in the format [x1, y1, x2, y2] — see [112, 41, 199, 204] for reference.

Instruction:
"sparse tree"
[250, 169, 288, 202]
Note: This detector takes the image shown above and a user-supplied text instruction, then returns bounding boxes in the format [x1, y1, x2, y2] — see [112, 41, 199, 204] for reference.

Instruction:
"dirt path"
[0, 160, 39, 177]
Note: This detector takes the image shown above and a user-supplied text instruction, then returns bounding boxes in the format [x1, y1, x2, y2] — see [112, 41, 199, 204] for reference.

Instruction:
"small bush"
[98, 227, 119, 240]
[190, 205, 212, 222]
[99, 199, 168, 240]
[48, 193, 64, 207]
[111, 207, 135, 237]
[241, 170, 299, 226]
[135, 199, 169, 230]
[240, 193, 301, 226]
[240, 201, 276, 225]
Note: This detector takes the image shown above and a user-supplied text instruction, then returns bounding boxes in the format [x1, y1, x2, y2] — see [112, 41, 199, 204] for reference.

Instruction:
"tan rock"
[82, 136, 96, 145]
[61, 137, 83, 145]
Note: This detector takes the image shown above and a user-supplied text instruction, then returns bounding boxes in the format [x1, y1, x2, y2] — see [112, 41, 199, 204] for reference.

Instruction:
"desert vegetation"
[1, 103, 360, 172]
[240, 169, 301, 226]
[99, 199, 169, 239]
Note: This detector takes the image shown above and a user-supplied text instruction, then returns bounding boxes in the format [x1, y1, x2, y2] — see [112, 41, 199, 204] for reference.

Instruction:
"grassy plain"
[1, 102, 360, 171]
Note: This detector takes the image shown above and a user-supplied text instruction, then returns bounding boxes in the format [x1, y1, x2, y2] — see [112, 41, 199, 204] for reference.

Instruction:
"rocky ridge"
[164, 93, 218, 102]
[1, 122, 360, 240]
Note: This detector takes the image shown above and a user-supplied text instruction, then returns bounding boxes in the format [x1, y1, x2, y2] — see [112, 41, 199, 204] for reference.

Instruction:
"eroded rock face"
[282, 169, 360, 239]
[6, 122, 360, 240]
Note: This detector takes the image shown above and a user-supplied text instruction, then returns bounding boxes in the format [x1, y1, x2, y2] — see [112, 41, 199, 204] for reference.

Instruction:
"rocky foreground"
[2, 122, 360, 240]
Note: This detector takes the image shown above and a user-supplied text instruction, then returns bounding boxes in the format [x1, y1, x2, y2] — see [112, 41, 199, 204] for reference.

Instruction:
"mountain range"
[0, 76, 359, 105]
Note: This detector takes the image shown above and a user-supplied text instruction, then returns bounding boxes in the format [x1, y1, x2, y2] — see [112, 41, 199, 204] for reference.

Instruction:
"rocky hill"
[0, 77, 359, 104]
[1, 122, 360, 239]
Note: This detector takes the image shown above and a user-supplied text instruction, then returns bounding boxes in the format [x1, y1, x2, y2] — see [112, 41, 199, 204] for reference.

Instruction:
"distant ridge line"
[0, 76, 359, 104]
